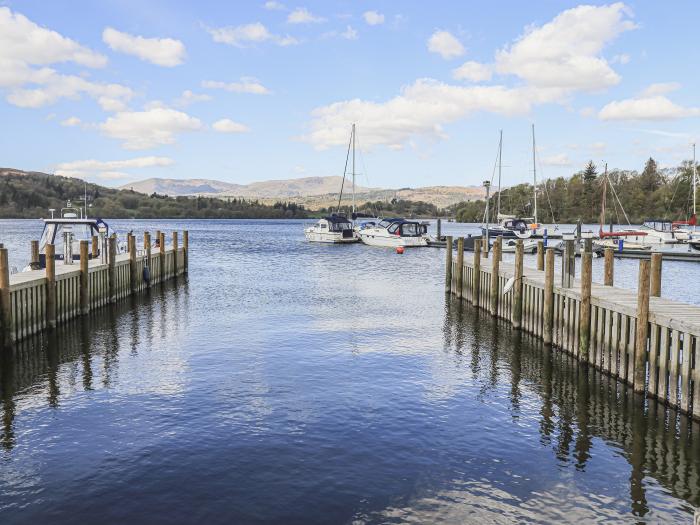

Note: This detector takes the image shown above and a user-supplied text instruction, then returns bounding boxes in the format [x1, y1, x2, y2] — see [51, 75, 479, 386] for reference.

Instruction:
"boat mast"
[600, 163, 607, 234]
[532, 124, 538, 224]
[693, 142, 697, 228]
[497, 130, 502, 219]
[352, 123, 356, 217]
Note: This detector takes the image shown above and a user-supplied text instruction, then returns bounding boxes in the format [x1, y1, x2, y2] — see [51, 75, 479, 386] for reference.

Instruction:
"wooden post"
[490, 237, 501, 316]
[46, 244, 56, 328]
[472, 239, 481, 306]
[173, 231, 179, 276]
[562, 239, 575, 288]
[79, 240, 89, 315]
[604, 248, 614, 286]
[579, 251, 592, 361]
[436, 218, 442, 240]
[91, 235, 98, 259]
[444, 236, 453, 293]
[129, 234, 137, 294]
[0, 248, 13, 345]
[536, 240, 544, 271]
[144, 231, 152, 289]
[650, 253, 662, 297]
[108, 235, 117, 303]
[159, 232, 165, 281]
[634, 260, 651, 393]
[512, 239, 524, 329]
[30, 240, 40, 268]
[543, 248, 555, 345]
[183, 230, 189, 273]
[455, 237, 464, 299]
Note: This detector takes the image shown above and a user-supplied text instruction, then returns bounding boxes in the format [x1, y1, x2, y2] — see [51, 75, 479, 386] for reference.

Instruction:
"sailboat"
[671, 143, 698, 241]
[304, 124, 360, 243]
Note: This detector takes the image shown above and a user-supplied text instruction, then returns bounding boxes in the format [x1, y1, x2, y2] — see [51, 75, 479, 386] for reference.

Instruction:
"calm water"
[0, 219, 699, 524]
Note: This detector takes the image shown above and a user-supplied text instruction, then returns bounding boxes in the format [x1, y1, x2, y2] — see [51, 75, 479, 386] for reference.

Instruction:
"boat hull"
[304, 229, 359, 243]
[359, 230, 428, 247]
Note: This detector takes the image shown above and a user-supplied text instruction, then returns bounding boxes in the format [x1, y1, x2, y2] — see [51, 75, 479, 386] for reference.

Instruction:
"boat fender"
[143, 265, 150, 284]
[396, 246, 404, 254]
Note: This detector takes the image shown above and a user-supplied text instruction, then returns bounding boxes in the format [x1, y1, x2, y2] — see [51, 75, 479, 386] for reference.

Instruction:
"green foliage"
[0, 172, 310, 219]
[318, 199, 443, 218]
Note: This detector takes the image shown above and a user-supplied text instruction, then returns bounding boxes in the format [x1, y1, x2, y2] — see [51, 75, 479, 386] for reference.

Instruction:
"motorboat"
[500, 238, 539, 253]
[483, 214, 534, 239]
[358, 218, 429, 247]
[304, 214, 358, 243]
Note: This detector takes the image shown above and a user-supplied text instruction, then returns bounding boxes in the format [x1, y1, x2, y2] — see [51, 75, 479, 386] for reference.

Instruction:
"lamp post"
[484, 180, 491, 253]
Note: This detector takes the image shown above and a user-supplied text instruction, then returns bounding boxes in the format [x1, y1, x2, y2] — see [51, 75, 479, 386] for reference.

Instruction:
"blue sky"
[0, 1, 698, 189]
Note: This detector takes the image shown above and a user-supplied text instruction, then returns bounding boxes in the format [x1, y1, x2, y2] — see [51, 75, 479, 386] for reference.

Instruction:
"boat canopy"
[642, 219, 674, 232]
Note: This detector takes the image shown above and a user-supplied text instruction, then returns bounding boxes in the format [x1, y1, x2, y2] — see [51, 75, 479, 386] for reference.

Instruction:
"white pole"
[694, 143, 697, 230]
[532, 124, 538, 224]
[352, 123, 356, 217]
[497, 130, 502, 219]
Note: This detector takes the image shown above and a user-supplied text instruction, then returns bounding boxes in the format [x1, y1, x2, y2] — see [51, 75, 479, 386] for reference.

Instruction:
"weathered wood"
[145, 231, 152, 290]
[444, 236, 453, 293]
[650, 253, 662, 297]
[173, 232, 179, 276]
[604, 248, 614, 286]
[512, 239, 524, 328]
[543, 248, 555, 344]
[579, 251, 592, 361]
[108, 235, 117, 303]
[91, 235, 98, 259]
[490, 237, 501, 315]
[129, 234, 138, 294]
[0, 248, 12, 345]
[455, 237, 464, 299]
[562, 239, 575, 288]
[436, 218, 441, 239]
[183, 230, 189, 273]
[45, 244, 56, 328]
[472, 239, 481, 306]
[159, 232, 166, 282]
[536, 241, 544, 271]
[30, 240, 40, 268]
[79, 240, 89, 315]
[634, 260, 651, 393]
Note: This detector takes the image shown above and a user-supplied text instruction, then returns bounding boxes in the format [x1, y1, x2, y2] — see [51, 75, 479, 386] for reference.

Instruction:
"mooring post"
[604, 247, 614, 285]
[633, 260, 651, 393]
[45, 244, 56, 328]
[543, 248, 555, 344]
[173, 231, 179, 276]
[436, 218, 442, 240]
[562, 239, 575, 288]
[183, 230, 189, 273]
[159, 232, 165, 281]
[490, 237, 501, 316]
[108, 235, 116, 303]
[129, 234, 137, 294]
[512, 239, 524, 329]
[536, 240, 544, 271]
[144, 231, 152, 289]
[0, 248, 13, 346]
[579, 249, 593, 362]
[650, 253, 662, 297]
[444, 235, 453, 293]
[30, 240, 40, 269]
[473, 239, 481, 306]
[455, 237, 464, 299]
[91, 235, 98, 259]
[79, 240, 89, 315]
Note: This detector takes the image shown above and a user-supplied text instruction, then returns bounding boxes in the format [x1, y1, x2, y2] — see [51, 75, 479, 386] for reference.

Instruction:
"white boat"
[359, 218, 429, 247]
[500, 238, 539, 253]
[672, 144, 698, 241]
[304, 215, 358, 243]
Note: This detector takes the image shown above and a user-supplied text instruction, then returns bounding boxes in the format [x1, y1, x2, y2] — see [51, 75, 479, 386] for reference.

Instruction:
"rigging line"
[663, 171, 684, 220]
[336, 129, 353, 214]
[607, 174, 632, 225]
[533, 144, 558, 225]
[482, 137, 502, 226]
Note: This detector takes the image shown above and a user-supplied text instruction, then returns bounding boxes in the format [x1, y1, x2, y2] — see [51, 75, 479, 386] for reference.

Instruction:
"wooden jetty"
[444, 235, 700, 420]
[0, 231, 188, 345]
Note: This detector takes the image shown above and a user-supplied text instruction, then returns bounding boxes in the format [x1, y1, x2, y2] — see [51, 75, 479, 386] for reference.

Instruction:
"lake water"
[0, 219, 699, 524]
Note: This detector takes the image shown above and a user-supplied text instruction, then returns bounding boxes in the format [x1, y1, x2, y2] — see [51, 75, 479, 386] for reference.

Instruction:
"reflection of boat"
[304, 215, 358, 243]
[359, 218, 429, 247]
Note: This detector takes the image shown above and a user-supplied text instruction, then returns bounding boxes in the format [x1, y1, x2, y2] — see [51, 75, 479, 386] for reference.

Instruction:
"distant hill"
[120, 176, 485, 210]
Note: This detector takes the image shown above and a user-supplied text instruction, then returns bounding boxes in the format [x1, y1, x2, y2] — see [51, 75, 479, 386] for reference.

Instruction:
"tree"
[583, 160, 597, 182]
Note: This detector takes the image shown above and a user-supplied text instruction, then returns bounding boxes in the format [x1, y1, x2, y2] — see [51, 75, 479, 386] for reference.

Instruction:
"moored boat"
[359, 218, 429, 247]
[304, 215, 358, 243]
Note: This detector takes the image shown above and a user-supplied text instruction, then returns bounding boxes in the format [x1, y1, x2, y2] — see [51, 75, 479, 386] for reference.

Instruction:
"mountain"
[120, 176, 485, 209]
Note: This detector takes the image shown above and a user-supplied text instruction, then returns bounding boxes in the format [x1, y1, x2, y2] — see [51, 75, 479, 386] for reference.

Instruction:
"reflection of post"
[543, 249, 555, 345]
[472, 239, 481, 306]
[574, 364, 592, 471]
[0, 358, 16, 450]
[634, 260, 651, 393]
[80, 318, 93, 391]
[455, 237, 464, 300]
[46, 244, 56, 328]
[444, 236, 453, 294]
[629, 407, 649, 518]
[512, 239, 524, 329]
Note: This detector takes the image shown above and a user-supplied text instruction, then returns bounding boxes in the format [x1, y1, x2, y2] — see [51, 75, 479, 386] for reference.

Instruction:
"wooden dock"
[445, 236, 700, 420]
[0, 231, 188, 345]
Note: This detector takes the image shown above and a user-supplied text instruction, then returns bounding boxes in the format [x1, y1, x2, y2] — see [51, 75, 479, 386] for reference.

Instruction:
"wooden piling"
[0, 248, 13, 345]
[444, 236, 453, 293]
[634, 259, 651, 393]
[455, 237, 464, 299]
[144, 231, 152, 289]
[536, 241, 544, 271]
[512, 239, 524, 328]
[490, 237, 501, 315]
[436, 218, 442, 239]
[129, 234, 137, 294]
[604, 248, 614, 286]
[159, 232, 165, 283]
[79, 240, 89, 315]
[543, 248, 555, 345]
[562, 239, 575, 288]
[472, 239, 481, 306]
[173, 232, 179, 276]
[183, 230, 189, 273]
[92, 235, 98, 259]
[650, 253, 662, 297]
[579, 251, 593, 361]
[30, 240, 40, 268]
[45, 244, 56, 328]
[108, 235, 117, 303]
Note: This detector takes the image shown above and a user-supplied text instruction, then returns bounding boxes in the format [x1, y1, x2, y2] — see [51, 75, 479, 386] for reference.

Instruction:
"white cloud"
[174, 89, 212, 107]
[363, 11, 385, 26]
[611, 53, 630, 64]
[540, 153, 571, 166]
[452, 61, 492, 82]
[341, 25, 358, 40]
[287, 7, 325, 24]
[60, 116, 81, 127]
[579, 106, 596, 117]
[427, 30, 465, 59]
[212, 119, 250, 133]
[598, 95, 700, 121]
[206, 22, 298, 47]
[264, 1, 286, 10]
[590, 141, 607, 153]
[100, 108, 203, 149]
[202, 78, 271, 95]
[102, 27, 186, 67]
[56, 156, 174, 171]
[640, 82, 681, 97]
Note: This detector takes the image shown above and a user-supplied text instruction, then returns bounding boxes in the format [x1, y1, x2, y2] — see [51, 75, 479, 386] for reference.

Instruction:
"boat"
[671, 144, 699, 241]
[358, 218, 429, 247]
[500, 238, 539, 253]
[304, 123, 360, 244]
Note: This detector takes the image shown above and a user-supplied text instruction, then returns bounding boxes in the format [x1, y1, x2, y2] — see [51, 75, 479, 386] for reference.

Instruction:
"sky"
[0, 0, 699, 189]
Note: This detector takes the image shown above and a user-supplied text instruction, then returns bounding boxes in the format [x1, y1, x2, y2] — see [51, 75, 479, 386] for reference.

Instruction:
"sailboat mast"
[600, 163, 607, 234]
[352, 123, 356, 216]
[531, 124, 538, 224]
[497, 130, 502, 219]
[693, 142, 697, 219]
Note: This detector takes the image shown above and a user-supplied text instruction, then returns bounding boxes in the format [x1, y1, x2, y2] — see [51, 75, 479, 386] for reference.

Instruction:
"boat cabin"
[385, 219, 424, 237]
[315, 215, 354, 237]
